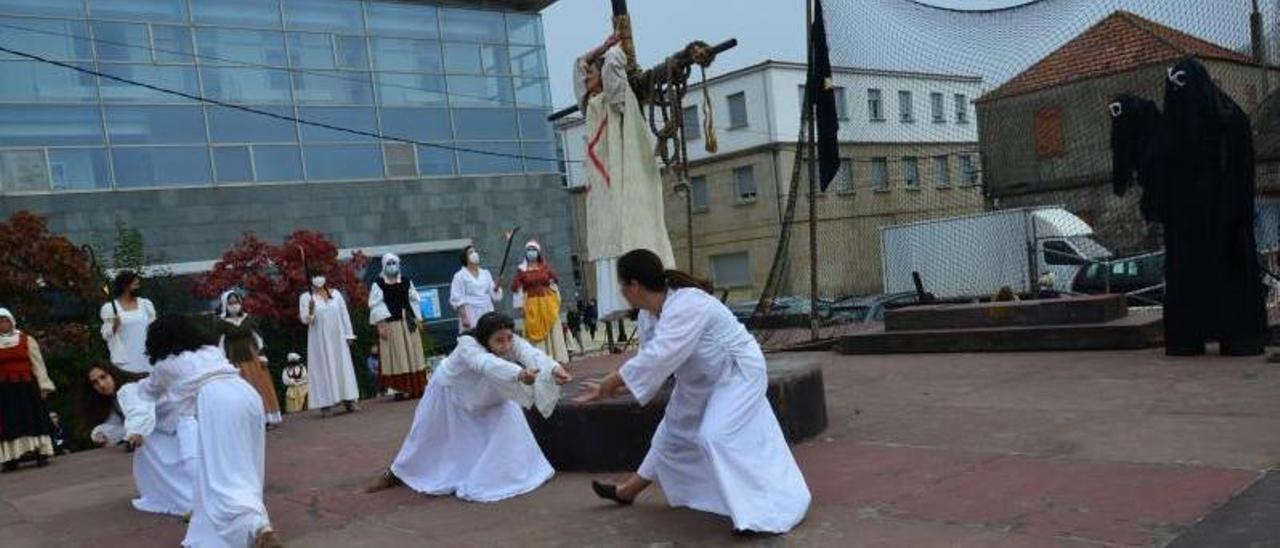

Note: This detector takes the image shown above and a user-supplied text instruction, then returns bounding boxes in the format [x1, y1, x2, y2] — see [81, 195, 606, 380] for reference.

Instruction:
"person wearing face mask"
[299, 274, 360, 417]
[368, 253, 429, 400]
[366, 312, 572, 502]
[100, 271, 158, 373]
[449, 245, 503, 332]
[511, 240, 569, 363]
[0, 307, 57, 473]
[217, 290, 282, 427]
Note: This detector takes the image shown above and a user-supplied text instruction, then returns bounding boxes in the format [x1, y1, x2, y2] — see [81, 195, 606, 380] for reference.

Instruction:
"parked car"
[1071, 251, 1164, 305]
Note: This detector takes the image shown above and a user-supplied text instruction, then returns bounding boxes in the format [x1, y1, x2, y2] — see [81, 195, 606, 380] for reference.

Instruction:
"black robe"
[1109, 93, 1164, 223]
[1148, 57, 1267, 355]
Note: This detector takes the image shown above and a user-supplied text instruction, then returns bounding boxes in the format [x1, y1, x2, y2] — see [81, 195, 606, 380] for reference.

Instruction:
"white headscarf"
[0, 307, 18, 347]
[381, 253, 401, 281]
[219, 289, 242, 319]
[517, 240, 543, 272]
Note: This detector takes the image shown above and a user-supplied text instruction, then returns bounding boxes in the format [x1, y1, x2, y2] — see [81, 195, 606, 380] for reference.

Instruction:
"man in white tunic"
[579, 249, 810, 534]
[574, 36, 677, 322]
[299, 275, 360, 415]
[136, 314, 279, 548]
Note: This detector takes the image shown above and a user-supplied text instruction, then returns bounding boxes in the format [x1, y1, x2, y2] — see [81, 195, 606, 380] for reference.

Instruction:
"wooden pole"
[806, 0, 819, 341]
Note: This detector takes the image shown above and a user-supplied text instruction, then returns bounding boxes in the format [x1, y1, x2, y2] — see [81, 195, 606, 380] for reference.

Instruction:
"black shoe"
[34, 454, 48, 467]
[591, 480, 633, 505]
[1, 460, 18, 473]
[343, 401, 359, 413]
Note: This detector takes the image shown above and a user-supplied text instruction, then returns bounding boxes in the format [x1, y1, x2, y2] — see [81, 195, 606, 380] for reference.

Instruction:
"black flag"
[807, 0, 840, 191]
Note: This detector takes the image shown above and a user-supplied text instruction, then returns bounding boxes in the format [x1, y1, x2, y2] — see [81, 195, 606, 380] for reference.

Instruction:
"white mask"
[226, 303, 242, 315]
[384, 264, 400, 276]
[525, 249, 539, 261]
[468, 252, 480, 265]
[312, 276, 326, 288]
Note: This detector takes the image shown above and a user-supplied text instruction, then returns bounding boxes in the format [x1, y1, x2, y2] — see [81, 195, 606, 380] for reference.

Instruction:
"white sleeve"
[449, 271, 466, 310]
[336, 291, 356, 340]
[368, 282, 390, 325]
[135, 359, 174, 400]
[117, 383, 157, 437]
[602, 46, 629, 109]
[619, 293, 711, 404]
[514, 336, 561, 417]
[486, 270, 503, 303]
[99, 302, 115, 342]
[408, 284, 423, 322]
[91, 414, 126, 445]
[143, 299, 157, 324]
[298, 292, 313, 325]
[456, 339, 523, 385]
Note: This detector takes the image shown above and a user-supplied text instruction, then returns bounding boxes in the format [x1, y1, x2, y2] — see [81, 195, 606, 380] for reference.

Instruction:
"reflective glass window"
[0, 106, 103, 146]
[452, 108, 516, 140]
[49, 148, 111, 191]
[506, 13, 542, 45]
[514, 77, 549, 107]
[0, 18, 92, 61]
[449, 76, 513, 108]
[376, 73, 446, 106]
[0, 61, 98, 102]
[200, 66, 293, 104]
[0, 150, 49, 192]
[93, 22, 151, 62]
[191, 0, 282, 28]
[0, 0, 83, 17]
[509, 46, 544, 77]
[152, 25, 194, 64]
[283, 0, 362, 33]
[100, 64, 200, 103]
[213, 146, 253, 183]
[89, 0, 187, 23]
[106, 105, 208, 145]
[456, 141, 520, 174]
[416, 145, 454, 176]
[372, 37, 442, 73]
[294, 71, 373, 105]
[380, 108, 452, 142]
[208, 105, 297, 143]
[299, 107, 376, 143]
[253, 144, 302, 181]
[112, 146, 212, 188]
[523, 140, 557, 173]
[441, 8, 504, 43]
[366, 2, 437, 38]
[303, 144, 382, 180]
[196, 28, 288, 66]
[518, 109, 552, 140]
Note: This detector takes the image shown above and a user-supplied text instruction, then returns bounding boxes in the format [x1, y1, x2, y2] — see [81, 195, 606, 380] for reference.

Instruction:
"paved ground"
[3, 348, 1280, 547]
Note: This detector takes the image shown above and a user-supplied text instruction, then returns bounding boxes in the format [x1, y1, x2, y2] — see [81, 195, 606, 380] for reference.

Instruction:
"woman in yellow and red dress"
[511, 241, 569, 363]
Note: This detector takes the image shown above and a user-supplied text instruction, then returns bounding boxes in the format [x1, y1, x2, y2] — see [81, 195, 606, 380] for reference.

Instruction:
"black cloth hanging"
[1148, 57, 1267, 356]
[1109, 93, 1164, 223]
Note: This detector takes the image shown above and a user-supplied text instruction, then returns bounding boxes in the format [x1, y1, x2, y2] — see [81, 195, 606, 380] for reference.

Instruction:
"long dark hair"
[470, 311, 515, 352]
[459, 245, 476, 266]
[111, 270, 139, 299]
[80, 364, 149, 433]
[146, 314, 214, 364]
[617, 249, 712, 293]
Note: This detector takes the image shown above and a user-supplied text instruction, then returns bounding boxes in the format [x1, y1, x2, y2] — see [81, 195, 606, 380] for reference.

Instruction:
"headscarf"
[381, 253, 401, 281]
[219, 289, 242, 319]
[0, 307, 19, 347]
[517, 240, 543, 272]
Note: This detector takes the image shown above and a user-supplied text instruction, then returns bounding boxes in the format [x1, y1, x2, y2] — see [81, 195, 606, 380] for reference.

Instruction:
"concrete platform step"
[837, 310, 1163, 355]
[885, 294, 1128, 332]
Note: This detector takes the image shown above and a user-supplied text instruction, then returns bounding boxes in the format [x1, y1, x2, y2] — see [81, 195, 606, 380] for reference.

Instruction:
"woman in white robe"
[86, 364, 195, 517]
[368, 312, 572, 502]
[99, 271, 157, 373]
[578, 249, 811, 534]
[449, 245, 504, 332]
[299, 275, 360, 416]
[136, 314, 279, 548]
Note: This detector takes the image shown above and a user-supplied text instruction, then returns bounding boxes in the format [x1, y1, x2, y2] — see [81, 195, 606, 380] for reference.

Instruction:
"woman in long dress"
[99, 271, 157, 373]
[299, 275, 359, 417]
[368, 253, 429, 399]
[0, 307, 56, 472]
[85, 364, 195, 517]
[217, 291, 283, 427]
[578, 249, 811, 534]
[136, 314, 280, 548]
[449, 245, 503, 332]
[511, 240, 569, 363]
[367, 312, 572, 502]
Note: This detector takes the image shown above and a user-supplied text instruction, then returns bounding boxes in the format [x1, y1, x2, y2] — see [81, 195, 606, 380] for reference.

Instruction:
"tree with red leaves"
[194, 231, 369, 332]
[0, 210, 98, 351]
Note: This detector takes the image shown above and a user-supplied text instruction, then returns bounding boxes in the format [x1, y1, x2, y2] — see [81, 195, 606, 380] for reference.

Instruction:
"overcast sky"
[542, 0, 1265, 108]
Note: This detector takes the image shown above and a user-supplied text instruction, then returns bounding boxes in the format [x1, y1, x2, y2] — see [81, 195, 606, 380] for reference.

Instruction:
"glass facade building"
[0, 0, 554, 194]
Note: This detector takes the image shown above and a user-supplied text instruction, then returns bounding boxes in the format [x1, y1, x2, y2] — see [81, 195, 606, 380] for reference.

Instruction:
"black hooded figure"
[1110, 94, 1165, 223]
[1148, 57, 1267, 356]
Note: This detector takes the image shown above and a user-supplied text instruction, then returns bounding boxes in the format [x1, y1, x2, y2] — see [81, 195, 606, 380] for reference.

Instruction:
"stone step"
[885, 294, 1128, 332]
[837, 311, 1162, 355]
[526, 354, 828, 472]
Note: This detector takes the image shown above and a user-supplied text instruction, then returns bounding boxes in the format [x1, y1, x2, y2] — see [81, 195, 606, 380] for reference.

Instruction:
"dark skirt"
[0, 380, 55, 442]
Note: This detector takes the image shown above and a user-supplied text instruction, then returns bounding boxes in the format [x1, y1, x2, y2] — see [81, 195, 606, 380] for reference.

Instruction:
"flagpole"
[806, 0, 820, 342]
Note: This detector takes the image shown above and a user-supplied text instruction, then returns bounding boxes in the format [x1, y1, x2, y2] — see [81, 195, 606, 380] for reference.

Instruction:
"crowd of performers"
[0, 246, 812, 543]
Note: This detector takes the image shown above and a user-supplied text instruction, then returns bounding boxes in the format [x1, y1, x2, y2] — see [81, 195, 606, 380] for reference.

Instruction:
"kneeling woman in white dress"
[578, 249, 811, 534]
[368, 312, 572, 502]
[85, 364, 195, 517]
[136, 315, 280, 548]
